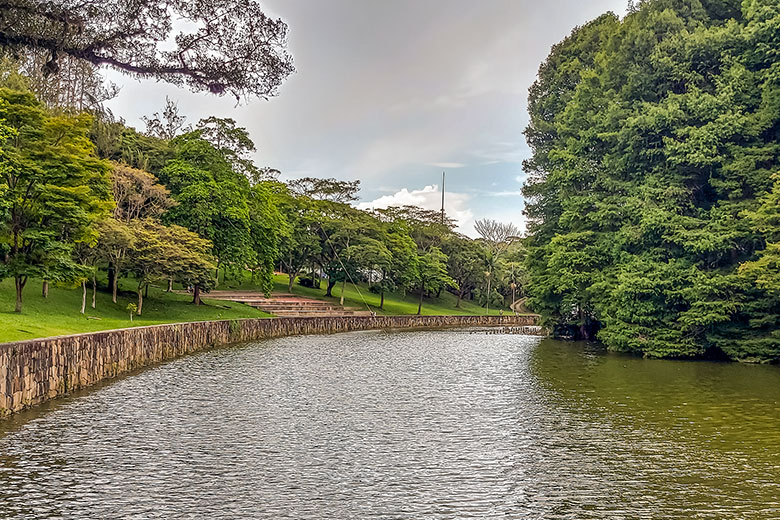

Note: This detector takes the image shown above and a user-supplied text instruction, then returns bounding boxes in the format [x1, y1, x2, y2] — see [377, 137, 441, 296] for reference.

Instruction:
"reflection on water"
[1, 331, 779, 519]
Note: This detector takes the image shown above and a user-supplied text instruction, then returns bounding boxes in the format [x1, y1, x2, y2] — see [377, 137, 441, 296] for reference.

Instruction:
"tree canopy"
[0, 0, 295, 99]
[523, 0, 780, 361]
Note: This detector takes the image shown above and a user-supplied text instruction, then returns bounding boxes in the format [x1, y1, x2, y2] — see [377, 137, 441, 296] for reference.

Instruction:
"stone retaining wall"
[0, 314, 538, 416]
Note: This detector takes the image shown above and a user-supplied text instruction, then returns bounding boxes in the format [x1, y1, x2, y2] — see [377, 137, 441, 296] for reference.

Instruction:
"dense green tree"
[0, 87, 112, 312]
[247, 181, 285, 295]
[160, 132, 253, 283]
[411, 247, 454, 315]
[275, 189, 321, 293]
[523, 0, 780, 360]
[126, 219, 214, 313]
[442, 235, 485, 308]
[102, 162, 174, 301]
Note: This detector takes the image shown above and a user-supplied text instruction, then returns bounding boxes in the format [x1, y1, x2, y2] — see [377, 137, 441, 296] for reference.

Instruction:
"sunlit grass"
[0, 277, 270, 343]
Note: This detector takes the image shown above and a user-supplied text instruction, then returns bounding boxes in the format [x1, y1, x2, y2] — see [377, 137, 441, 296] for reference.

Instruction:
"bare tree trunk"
[417, 286, 424, 315]
[80, 280, 87, 314]
[144, 283, 149, 299]
[193, 285, 201, 305]
[42, 280, 49, 298]
[92, 274, 97, 309]
[137, 286, 144, 315]
[167, 279, 173, 292]
[456, 288, 463, 308]
[326, 279, 336, 297]
[288, 273, 295, 293]
[380, 289, 385, 310]
[15, 276, 26, 313]
[107, 263, 115, 295]
[486, 275, 492, 315]
[340, 279, 346, 306]
[112, 274, 118, 304]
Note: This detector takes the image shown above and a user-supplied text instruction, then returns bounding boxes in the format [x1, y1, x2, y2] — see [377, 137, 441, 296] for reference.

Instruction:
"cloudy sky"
[104, 0, 627, 236]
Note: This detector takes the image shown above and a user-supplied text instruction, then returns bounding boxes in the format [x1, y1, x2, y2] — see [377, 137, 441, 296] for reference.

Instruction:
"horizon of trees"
[0, 60, 523, 317]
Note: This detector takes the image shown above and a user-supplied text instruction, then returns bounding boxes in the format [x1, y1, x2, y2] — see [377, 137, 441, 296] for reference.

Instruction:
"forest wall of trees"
[523, 0, 780, 362]
[0, 314, 538, 416]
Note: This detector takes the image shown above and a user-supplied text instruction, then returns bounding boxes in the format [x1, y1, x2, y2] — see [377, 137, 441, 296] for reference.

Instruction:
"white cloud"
[430, 162, 466, 168]
[357, 184, 474, 231]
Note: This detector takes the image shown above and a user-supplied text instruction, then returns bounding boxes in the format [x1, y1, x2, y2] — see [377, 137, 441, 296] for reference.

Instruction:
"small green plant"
[229, 319, 241, 337]
[126, 303, 138, 322]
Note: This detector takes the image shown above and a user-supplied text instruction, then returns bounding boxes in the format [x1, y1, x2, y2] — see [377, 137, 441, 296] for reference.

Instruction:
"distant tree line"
[0, 64, 523, 317]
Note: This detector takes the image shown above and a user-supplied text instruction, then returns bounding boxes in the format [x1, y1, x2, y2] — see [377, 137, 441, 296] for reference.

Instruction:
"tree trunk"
[288, 273, 295, 293]
[92, 274, 97, 309]
[137, 286, 144, 315]
[15, 276, 26, 313]
[112, 274, 118, 304]
[456, 288, 463, 308]
[340, 279, 346, 306]
[42, 280, 49, 298]
[485, 275, 492, 315]
[167, 279, 173, 292]
[107, 263, 115, 295]
[144, 283, 149, 298]
[380, 289, 385, 310]
[417, 286, 424, 315]
[80, 280, 87, 315]
[436, 287, 442, 298]
[193, 285, 201, 305]
[326, 279, 336, 297]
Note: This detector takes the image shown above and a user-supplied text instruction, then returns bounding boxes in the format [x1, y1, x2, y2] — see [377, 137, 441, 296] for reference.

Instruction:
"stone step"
[269, 306, 371, 313]
[270, 311, 374, 317]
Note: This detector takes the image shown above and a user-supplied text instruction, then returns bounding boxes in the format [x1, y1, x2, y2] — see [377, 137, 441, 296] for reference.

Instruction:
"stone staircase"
[206, 291, 374, 317]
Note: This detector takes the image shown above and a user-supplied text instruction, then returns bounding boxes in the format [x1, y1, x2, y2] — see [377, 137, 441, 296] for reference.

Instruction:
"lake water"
[1, 330, 779, 519]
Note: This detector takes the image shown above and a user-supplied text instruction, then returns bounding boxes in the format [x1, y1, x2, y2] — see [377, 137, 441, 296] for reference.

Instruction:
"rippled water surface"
[2, 330, 780, 519]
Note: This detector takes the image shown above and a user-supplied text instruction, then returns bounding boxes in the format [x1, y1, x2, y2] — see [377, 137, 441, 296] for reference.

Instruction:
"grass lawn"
[0, 270, 516, 343]
[219, 272, 511, 317]
[0, 277, 270, 343]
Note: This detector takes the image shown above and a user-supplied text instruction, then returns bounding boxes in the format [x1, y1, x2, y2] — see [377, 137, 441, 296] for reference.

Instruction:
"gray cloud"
[103, 0, 627, 232]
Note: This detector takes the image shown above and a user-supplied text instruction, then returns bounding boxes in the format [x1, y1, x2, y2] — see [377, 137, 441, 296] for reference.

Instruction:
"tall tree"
[103, 162, 174, 302]
[0, 0, 295, 99]
[160, 132, 253, 283]
[411, 247, 454, 315]
[0, 87, 112, 312]
[442, 235, 485, 308]
[474, 218, 519, 314]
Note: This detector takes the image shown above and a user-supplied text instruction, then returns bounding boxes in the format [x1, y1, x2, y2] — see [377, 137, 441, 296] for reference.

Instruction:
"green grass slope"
[220, 273, 511, 317]
[0, 271, 517, 343]
[0, 277, 270, 343]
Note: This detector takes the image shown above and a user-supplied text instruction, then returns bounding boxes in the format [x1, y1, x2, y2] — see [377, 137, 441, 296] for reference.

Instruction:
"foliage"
[0, 0, 294, 99]
[126, 219, 215, 313]
[0, 87, 112, 312]
[523, 0, 780, 360]
[160, 132, 254, 276]
[411, 247, 455, 315]
[289, 177, 361, 203]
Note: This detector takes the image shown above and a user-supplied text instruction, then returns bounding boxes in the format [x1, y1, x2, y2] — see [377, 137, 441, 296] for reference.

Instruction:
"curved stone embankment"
[0, 314, 539, 416]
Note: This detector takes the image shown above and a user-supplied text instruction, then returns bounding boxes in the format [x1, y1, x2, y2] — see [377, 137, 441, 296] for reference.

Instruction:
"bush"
[298, 277, 317, 288]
